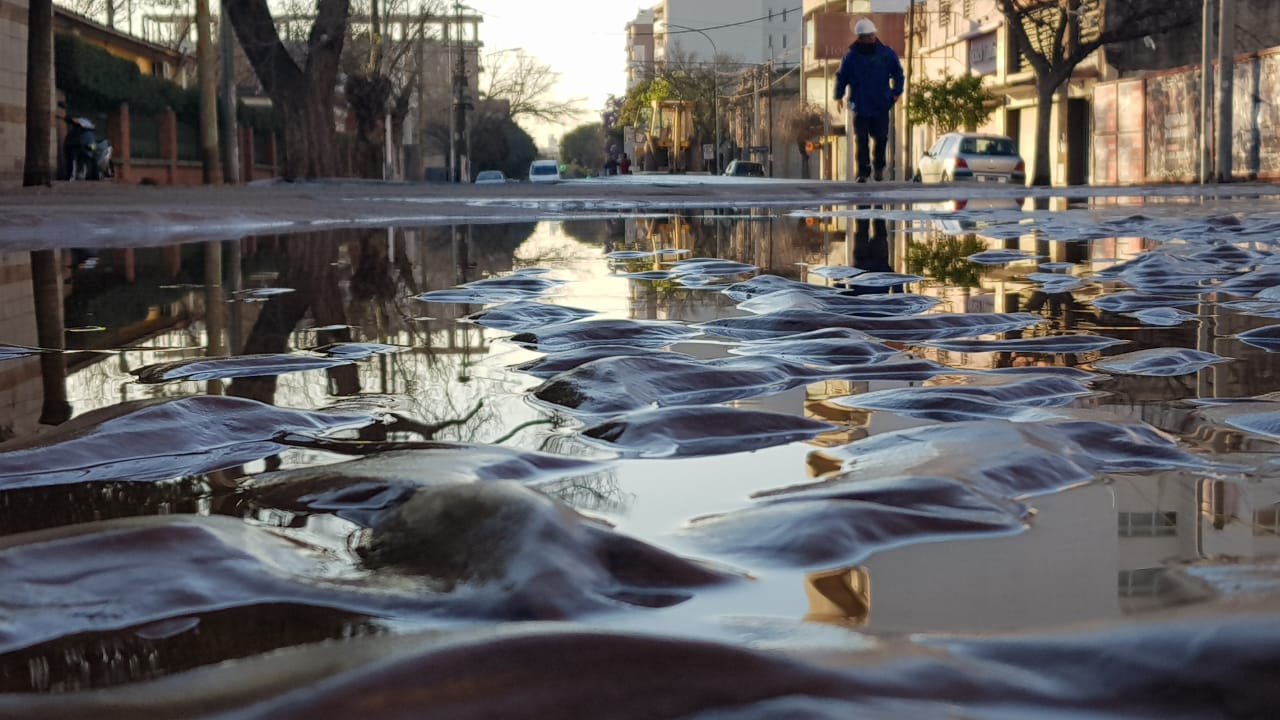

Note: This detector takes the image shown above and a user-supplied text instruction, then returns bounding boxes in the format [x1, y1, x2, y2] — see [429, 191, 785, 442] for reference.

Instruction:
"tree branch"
[224, 0, 304, 96]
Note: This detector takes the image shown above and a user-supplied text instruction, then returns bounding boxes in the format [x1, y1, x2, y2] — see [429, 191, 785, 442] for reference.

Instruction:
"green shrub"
[55, 34, 199, 121]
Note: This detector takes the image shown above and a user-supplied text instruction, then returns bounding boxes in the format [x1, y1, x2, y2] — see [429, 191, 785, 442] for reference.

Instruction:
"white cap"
[854, 18, 877, 35]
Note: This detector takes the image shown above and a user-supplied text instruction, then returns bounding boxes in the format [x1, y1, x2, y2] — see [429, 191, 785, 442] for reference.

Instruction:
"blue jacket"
[834, 41, 904, 118]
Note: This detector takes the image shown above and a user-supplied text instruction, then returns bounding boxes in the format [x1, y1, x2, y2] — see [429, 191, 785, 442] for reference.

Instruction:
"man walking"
[834, 18, 904, 183]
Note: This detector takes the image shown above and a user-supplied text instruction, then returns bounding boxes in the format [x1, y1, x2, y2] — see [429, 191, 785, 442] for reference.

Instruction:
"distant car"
[723, 160, 766, 177]
[474, 170, 507, 184]
[528, 159, 561, 183]
[914, 132, 1025, 184]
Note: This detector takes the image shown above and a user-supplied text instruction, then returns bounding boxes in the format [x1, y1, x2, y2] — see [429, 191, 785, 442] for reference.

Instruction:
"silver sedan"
[914, 132, 1025, 184]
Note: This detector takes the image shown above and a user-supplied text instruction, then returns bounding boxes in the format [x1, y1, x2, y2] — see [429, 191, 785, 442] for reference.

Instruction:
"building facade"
[1, 0, 29, 187]
[651, 0, 802, 69]
[626, 8, 655, 90]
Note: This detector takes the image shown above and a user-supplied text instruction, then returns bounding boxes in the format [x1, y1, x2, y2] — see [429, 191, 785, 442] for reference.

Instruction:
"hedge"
[55, 33, 282, 134]
[55, 33, 199, 121]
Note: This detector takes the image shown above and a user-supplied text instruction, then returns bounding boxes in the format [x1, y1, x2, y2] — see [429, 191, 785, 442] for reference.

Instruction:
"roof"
[53, 7, 184, 62]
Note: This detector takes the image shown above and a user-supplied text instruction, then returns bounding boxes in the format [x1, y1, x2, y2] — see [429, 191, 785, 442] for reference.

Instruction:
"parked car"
[723, 160, 766, 177]
[474, 170, 507, 184]
[528, 159, 561, 183]
[914, 132, 1025, 184]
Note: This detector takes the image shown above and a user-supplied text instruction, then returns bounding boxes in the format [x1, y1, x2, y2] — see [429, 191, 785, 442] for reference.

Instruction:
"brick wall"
[0, 0, 30, 188]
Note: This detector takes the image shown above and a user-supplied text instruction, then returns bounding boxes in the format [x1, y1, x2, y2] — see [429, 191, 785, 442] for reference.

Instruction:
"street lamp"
[668, 23, 720, 174]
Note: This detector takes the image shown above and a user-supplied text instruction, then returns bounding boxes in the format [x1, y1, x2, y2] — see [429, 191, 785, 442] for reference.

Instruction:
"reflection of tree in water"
[905, 233, 987, 288]
[230, 231, 353, 404]
[0, 604, 381, 693]
[533, 432, 631, 515]
[561, 218, 626, 247]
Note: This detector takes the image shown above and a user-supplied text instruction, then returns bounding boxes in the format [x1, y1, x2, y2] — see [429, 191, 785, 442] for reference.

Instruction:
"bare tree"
[342, 0, 444, 178]
[995, 0, 1195, 186]
[224, 0, 350, 179]
[784, 103, 826, 180]
[482, 49, 582, 124]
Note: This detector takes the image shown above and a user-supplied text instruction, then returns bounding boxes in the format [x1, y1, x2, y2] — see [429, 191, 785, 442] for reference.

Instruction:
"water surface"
[3, 199, 1280, 716]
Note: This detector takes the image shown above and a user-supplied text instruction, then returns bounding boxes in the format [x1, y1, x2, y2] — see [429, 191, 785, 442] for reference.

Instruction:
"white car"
[528, 159, 561, 183]
[474, 170, 507, 184]
[914, 132, 1025, 184]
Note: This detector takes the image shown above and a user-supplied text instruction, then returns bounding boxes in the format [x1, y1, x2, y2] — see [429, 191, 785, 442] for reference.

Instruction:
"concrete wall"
[0, 0, 29, 188]
[1107, 0, 1280, 73]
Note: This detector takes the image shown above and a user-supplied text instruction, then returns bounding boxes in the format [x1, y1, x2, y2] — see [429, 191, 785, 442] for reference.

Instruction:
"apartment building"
[651, 0, 802, 68]
[626, 8, 655, 90]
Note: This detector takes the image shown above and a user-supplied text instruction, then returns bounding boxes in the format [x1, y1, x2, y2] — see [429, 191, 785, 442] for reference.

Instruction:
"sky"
[470, 1, 645, 145]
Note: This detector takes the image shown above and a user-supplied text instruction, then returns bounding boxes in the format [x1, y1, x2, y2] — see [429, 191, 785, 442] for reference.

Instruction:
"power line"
[664, 6, 803, 35]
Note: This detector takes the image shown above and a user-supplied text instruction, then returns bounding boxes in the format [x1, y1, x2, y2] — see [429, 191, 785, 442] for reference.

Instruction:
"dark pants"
[853, 112, 890, 179]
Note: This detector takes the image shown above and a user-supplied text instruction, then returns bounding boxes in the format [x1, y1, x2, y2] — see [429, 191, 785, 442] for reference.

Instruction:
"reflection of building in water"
[855, 485, 1118, 633]
[0, 252, 41, 441]
[1114, 468, 1280, 613]
[804, 566, 870, 626]
[1111, 475, 1200, 614]
[804, 380, 870, 448]
[1200, 477, 1280, 560]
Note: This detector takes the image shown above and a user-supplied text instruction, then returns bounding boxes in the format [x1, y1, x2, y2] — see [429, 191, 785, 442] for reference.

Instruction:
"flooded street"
[3, 192, 1280, 717]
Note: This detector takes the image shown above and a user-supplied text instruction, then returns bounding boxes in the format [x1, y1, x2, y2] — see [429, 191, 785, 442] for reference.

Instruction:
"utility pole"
[195, 0, 219, 183]
[1214, 0, 1235, 182]
[219, 8, 240, 184]
[904, 0, 917, 181]
[668, 24, 720, 173]
[752, 65, 760, 160]
[767, 57, 774, 177]
[450, 2, 470, 183]
[1199, 0, 1214, 183]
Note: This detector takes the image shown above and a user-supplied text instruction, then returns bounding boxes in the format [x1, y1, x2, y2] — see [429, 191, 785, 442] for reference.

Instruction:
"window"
[1118, 568, 1164, 598]
[1255, 506, 1280, 536]
[972, 137, 1017, 155]
[1118, 511, 1177, 537]
[962, 0, 973, 19]
[939, 0, 952, 28]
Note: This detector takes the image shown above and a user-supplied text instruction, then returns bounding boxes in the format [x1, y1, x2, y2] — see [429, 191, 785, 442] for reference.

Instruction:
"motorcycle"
[64, 117, 113, 181]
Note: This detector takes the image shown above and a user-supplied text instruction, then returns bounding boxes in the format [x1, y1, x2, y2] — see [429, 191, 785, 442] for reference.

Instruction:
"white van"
[528, 159, 561, 183]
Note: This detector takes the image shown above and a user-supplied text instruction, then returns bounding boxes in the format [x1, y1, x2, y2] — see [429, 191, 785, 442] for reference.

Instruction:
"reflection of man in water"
[846, 214, 902, 294]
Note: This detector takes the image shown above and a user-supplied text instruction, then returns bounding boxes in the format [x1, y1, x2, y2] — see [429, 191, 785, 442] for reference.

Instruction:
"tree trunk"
[223, 0, 348, 181]
[1030, 81, 1056, 187]
[279, 90, 340, 179]
[231, 232, 346, 402]
[30, 250, 69, 425]
[23, 0, 54, 187]
[196, 0, 220, 184]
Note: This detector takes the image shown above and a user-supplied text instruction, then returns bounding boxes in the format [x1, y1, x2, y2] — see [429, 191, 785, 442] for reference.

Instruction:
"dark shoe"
[874, 169, 884, 181]
[855, 175, 867, 183]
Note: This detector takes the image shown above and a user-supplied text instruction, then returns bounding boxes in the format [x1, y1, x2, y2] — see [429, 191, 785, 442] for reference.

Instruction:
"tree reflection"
[905, 232, 987, 288]
[29, 250, 69, 425]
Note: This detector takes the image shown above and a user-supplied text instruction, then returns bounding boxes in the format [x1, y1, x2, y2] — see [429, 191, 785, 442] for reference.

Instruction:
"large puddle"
[3, 197, 1280, 716]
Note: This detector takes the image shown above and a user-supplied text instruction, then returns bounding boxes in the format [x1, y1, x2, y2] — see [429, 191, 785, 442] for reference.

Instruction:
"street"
[0, 176, 1275, 251]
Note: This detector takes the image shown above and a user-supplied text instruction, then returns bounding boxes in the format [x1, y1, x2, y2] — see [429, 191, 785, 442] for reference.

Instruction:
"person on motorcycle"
[64, 116, 112, 180]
